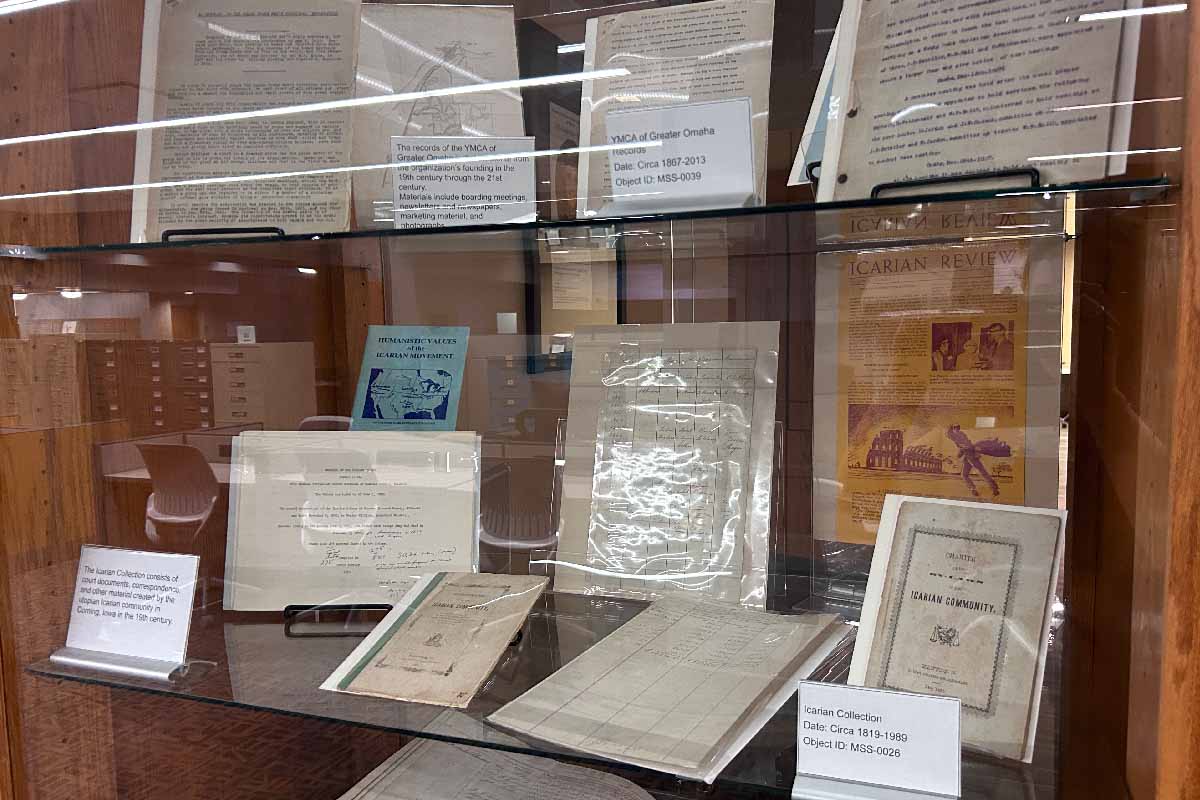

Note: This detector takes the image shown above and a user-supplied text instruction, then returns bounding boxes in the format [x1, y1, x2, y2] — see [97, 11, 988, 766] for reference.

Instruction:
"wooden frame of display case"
[0, 2, 1196, 799]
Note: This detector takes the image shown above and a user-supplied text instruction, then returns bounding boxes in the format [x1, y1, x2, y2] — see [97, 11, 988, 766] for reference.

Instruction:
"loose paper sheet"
[335, 738, 653, 800]
[352, 3, 524, 227]
[322, 572, 547, 708]
[576, 0, 775, 218]
[132, 0, 357, 241]
[554, 323, 780, 606]
[223, 431, 480, 611]
[849, 496, 1065, 762]
[489, 597, 843, 782]
[819, 0, 1129, 201]
[812, 239, 1063, 543]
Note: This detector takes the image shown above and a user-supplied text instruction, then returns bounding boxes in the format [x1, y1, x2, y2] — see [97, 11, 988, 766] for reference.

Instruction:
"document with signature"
[322, 573, 548, 708]
[224, 431, 480, 611]
[489, 597, 843, 782]
[850, 495, 1065, 762]
[336, 738, 653, 800]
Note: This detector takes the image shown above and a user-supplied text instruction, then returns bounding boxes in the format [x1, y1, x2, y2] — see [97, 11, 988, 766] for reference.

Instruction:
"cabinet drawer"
[211, 345, 261, 364]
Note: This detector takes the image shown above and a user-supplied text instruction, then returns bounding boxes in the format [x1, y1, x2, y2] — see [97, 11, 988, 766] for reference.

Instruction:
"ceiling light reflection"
[1078, 3, 1186, 21]
[0, 68, 629, 150]
[0, 0, 69, 16]
[0, 141, 658, 203]
[1027, 146, 1181, 161]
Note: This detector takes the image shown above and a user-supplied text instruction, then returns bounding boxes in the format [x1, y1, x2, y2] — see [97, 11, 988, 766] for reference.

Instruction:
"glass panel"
[0, 0, 1184, 249]
[1, 187, 1172, 797]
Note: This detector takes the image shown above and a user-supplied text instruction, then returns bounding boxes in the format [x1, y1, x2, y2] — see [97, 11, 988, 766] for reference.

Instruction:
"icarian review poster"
[132, 0, 358, 241]
[818, 0, 1131, 202]
[554, 322, 780, 606]
[576, 0, 775, 217]
[850, 495, 1066, 762]
[813, 238, 1063, 543]
[352, 3, 524, 227]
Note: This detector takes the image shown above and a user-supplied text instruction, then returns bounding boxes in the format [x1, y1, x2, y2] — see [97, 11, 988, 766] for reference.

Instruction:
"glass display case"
[0, 1, 1194, 799]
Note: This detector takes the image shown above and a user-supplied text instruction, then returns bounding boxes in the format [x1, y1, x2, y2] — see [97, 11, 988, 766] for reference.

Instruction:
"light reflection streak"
[0, 141, 659, 203]
[0, 68, 629, 150]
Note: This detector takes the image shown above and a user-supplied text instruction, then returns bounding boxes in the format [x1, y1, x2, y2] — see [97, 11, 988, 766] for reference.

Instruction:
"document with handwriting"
[336, 738, 653, 800]
[850, 495, 1065, 762]
[322, 573, 547, 708]
[489, 597, 843, 782]
[224, 431, 480, 611]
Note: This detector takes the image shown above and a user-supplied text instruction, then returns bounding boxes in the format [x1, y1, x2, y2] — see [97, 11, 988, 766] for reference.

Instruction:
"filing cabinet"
[211, 342, 316, 430]
[81, 339, 216, 435]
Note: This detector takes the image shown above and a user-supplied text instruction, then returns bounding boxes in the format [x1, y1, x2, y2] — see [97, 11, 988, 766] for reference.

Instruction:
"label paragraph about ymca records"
[390, 136, 536, 229]
[603, 97, 756, 214]
[796, 681, 961, 797]
[65, 546, 199, 664]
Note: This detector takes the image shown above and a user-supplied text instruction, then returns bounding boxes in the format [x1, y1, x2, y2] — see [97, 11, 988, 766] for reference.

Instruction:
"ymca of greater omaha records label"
[796, 681, 960, 797]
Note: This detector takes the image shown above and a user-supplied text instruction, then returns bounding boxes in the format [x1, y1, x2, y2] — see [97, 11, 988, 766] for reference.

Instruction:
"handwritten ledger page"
[335, 738, 654, 800]
[819, 0, 1129, 201]
[224, 431, 479, 611]
[351, 4, 523, 226]
[576, 0, 775, 217]
[554, 323, 780, 606]
[850, 496, 1065, 762]
[133, 0, 357, 241]
[490, 597, 843, 782]
[322, 573, 547, 708]
[812, 238, 1063, 543]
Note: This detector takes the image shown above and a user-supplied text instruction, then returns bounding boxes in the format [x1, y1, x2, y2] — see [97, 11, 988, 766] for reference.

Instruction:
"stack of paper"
[489, 596, 844, 782]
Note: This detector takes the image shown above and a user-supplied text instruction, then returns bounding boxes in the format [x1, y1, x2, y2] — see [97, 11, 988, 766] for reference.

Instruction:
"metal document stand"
[48, 647, 187, 682]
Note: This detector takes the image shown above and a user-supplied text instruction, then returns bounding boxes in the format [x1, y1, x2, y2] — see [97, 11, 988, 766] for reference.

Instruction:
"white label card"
[236, 325, 257, 344]
[796, 681, 960, 798]
[603, 98, 755, 215]
[390, 136, 536, 229]
[67, 546, 199, 664]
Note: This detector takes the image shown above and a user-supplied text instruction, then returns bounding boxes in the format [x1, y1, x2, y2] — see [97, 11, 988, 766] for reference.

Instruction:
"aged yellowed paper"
[323, 573, 547, 708]
[850, 496, 1065, 762]
[576, 0, 774, 217]
[820, 0, 1128, 202]
[814, 239, 1063, 543]
[351, 4, 523, 227]
[133, 0, 357, 241]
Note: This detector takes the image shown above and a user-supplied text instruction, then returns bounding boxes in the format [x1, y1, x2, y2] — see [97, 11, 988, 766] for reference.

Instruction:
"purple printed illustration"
[847, 405, 1016, 498]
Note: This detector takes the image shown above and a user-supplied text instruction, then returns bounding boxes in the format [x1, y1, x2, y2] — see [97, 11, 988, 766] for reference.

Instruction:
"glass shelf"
[3, 176, 1171, 256]
[29, 592, 1061, 799]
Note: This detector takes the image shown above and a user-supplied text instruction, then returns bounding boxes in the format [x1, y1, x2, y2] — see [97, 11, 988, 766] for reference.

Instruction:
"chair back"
[298, 415, 352, 431]
[137, 443, 219, 517]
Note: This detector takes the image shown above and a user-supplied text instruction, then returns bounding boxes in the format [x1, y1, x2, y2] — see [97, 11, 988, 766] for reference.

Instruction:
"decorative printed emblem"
[929, 625, 960, 647]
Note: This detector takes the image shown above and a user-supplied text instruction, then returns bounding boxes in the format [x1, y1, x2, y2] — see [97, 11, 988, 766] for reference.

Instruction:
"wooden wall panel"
[1156, 7, 1200, 798]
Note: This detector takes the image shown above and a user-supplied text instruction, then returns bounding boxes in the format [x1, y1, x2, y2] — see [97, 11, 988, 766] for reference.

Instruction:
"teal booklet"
[351, 325, 470, 431]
